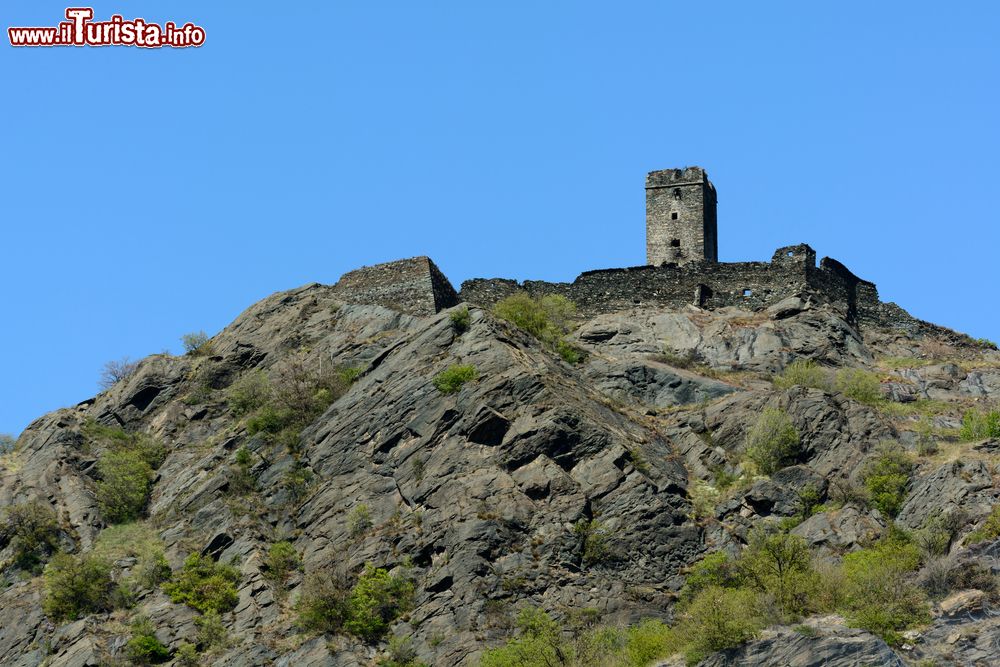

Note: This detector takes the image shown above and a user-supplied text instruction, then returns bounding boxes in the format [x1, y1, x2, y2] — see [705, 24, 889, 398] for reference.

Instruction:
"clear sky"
[2, 1, 998, 436]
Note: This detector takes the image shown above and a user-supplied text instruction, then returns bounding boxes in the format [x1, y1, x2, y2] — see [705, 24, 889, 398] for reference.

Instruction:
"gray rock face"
[697, 623, 905, 667]
[1, 279, 997, 666]
[575, 299, 871, 373]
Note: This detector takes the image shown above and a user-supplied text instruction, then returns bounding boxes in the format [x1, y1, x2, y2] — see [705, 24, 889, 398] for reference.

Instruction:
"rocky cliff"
[1, 270, 999, 667]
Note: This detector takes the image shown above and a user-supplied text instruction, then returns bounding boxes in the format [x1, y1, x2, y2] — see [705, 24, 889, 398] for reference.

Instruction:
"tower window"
[671, 212, 679, 220]
[673, 188, 681, 199]
[670, 239, 680, 247]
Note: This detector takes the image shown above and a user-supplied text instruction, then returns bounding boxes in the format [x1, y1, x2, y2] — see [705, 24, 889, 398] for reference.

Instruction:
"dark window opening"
[673, 188, 681, 199]
[670, 239, 680, 247]
[671, 212, 679, 220]
[743, 289, 753, 297]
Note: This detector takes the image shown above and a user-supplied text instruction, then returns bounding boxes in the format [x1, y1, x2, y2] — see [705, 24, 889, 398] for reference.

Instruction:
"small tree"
[0, 433, 17, 455]
[1, 500, 61, 572]
[96, 450, 154, 523]
[745, 408, 801, 475]
[43, 553, 116, 621]
[181, 331, 213, 356]
[99, 357, 140, 389]
[862, 443, 913, 518]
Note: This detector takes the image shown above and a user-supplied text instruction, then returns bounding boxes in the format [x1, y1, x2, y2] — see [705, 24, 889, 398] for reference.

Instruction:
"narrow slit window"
[671, 212, 679, 220]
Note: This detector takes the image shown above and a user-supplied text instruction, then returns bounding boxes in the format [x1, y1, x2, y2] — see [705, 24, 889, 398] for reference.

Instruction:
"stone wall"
[332, 256, 458, 317]
[459, 243, 891, 327]
[646, 167, 718, 266]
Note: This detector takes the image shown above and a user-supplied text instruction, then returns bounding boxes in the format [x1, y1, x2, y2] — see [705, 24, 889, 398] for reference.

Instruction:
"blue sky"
[1, 1, 998, 436]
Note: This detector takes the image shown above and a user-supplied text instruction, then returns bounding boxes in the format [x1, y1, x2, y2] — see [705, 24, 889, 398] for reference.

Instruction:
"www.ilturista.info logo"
[8, 8, 205, 48]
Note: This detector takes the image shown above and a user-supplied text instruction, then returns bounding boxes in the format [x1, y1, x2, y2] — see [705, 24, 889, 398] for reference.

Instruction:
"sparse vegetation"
[493, 292, 585, 364]
[965, 505, 1000, 545]
[163, 553, 241, 614]
[841, 529, 929, 644]
[96, 449, 157, 524]
[42, 552, 115, 621]
[0, 433, 14, 455]
[573, 519, 613, 566]
[182, 331, 213, 356]
[773, 360, 832, 391]
[433, 364, 477, 394]
[297, 564, 414, 642]
[861, 443, 913, 518]
[99, 357, 140, 389]
[959, 408, 1000, 441]
[229, 446, 256, 495]
[241, 354, 359, 451]
[744, 408, 800, 475]
[1, 500, 60, 573]
[264, 541, 300, 587]
[226, 369, 271, 416]
[480, 606, 677, 667]
[349, 503, 373, 537]
[125, 615, 171, 665]
[450, 306, 471, 333]
[834, 368, 884, 406]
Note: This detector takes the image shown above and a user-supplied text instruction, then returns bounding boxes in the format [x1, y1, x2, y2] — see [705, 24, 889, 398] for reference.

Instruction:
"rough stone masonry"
[332, 168, 940, 335]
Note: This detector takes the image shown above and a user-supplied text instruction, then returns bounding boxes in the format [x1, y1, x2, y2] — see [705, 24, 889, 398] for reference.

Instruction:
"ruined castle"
[332, 168, 923, 332]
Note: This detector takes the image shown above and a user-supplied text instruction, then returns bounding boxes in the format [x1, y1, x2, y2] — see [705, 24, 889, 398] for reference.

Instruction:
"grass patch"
[744, 408, 801, 475]
[433, 364, 477, 394]
[493, 292, 586, 364]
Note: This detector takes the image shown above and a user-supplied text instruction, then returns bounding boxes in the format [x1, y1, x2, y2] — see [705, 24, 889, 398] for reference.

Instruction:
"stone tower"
[645, 167, 718, 266]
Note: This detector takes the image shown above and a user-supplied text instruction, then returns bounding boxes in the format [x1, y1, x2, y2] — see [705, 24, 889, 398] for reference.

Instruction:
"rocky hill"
[1, 270, 999, 666]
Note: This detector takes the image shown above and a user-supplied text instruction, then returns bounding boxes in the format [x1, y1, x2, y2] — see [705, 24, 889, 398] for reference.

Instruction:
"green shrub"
[345, 565, 416, 641]
[0, 433, 17, 455]
[449, 306, 471, 333]
[163, 553, 240, 614]
[378, 635, 428, 667]
[774, 360, 832, 391]
[182, 331, 213, 356]
[125, 616, 171, 665]
[841, 531, 928, 644]
[966, 505, 1000, 545]
[96, 450, 155, 524]
[349, 504, 373, 537]
[297, 564, 414, 642]
[297, 570, 353, 633]
[82, 421, 167, 469]
[835, 368, 883, 405]
[493, 293, 584, 363]
[738, 530, 814, 619]
[1, 500, 60, 572]
[433, 364, 477, 394]
[42, 553, 115, 621]
[174, 643, 199, 667]
[264, 541, 300, 586]
[282, 464, 315, 503]
[675, 586, 762, 665]
[959, 408, 1000, 441]
[678, 551, 742, 605]
[241, 354, 357, 450]
[195, 609, 230, 650]
[227, 370, 272, 416]
[480, 607, 677, 667]
[229, 446, 256, 495]
[744, 408, 800, 475]
[573, 519, 613, 566]
[862, 443, 913, 518]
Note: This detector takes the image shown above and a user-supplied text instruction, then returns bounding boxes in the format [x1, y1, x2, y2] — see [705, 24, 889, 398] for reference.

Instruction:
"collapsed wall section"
[332, 256, 459, 317]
